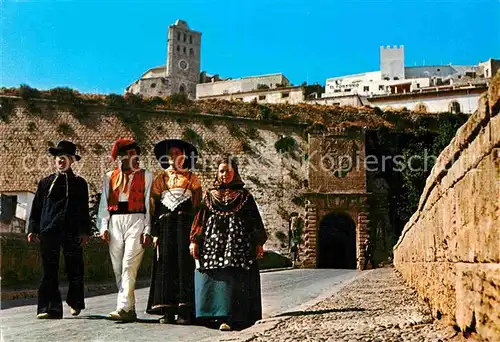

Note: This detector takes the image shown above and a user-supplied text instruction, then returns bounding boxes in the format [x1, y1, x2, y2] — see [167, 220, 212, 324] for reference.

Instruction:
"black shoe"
[176, 305, 192, 325]
[159, 313, 176, 324]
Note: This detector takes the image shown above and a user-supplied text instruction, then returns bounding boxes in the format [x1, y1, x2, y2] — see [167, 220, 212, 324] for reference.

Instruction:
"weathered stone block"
[456, 263, 500, 342]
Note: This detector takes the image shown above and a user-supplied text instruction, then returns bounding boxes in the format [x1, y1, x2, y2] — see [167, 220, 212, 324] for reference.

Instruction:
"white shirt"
[97, 169, 153, 235]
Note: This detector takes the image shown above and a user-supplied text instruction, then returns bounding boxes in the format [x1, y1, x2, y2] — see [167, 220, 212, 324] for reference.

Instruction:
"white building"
[196, 73, 291, 99]
[368, 85, 487, 114]
[0, 192, 35, 233]
[321, 45, 497, 113]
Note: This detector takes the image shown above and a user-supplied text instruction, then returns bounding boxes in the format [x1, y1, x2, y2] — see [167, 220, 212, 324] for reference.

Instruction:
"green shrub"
[258, 251, 291, 270]
[166, 92, 190, 105]
[182, 128, 204, 149]
[27, 121, 37, 132]
[228, 124, 245, 139]
[0, 97, 15, 122]
[275, 231, 287, 243]
[246, 127, 260, 140]
[291, 195, 305, 207]
[246, 175, 265, 187]
[242, 142, 254, 154]
[202, 117, 214, 127]
[124, 93, 145, 107]
[26, 101, 42, 116]
[258, 105, 271, 120]
[275, 136, 297, 153]
[206, 139, 222, 152]
[18, 84, 41, 100]
[147, 96, 167, 107]
[57, 122, 74, 136]
[91, 143, 106, 155]
[105, 94, 126, 107]
[48, 87, 78, 103]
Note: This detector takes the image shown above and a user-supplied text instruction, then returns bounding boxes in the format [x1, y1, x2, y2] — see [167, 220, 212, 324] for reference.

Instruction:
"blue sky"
[1, 0, 499, 94]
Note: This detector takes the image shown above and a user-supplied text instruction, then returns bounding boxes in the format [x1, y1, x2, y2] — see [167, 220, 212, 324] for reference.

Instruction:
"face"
[119, 149, 139, 171]
[55, 154, 73, 172]
[168, 147, 185, 169]
[218, 163, 235, 184]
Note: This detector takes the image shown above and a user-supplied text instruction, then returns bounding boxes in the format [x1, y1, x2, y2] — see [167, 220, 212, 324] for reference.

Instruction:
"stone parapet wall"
[393, 73, 500, 342]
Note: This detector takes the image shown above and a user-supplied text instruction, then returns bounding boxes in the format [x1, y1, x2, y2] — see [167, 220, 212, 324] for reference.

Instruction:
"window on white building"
[415, 103, 428, 113]
[379, 85, 384, 91]
[363, 86, 369, 92]
[449, 101, 461, 114]
[282, 92, 290, 98]
[344, 89, 351, 92]
[0, 194, 17, 222]
[259, 95, 266, 100]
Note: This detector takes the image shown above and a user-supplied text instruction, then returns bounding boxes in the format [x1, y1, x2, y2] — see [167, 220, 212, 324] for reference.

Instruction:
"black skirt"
[146, 200, 195, 315]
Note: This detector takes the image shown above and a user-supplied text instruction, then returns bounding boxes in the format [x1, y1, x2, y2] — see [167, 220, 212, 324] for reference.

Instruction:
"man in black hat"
[27, 140, 91, 319]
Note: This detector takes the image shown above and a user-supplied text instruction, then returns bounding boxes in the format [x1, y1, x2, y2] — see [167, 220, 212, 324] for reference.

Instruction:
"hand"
[79, 235, 89, 245]
[189, 242, 199, 259]
[141, 234, 152, 248]
[100, 230, 110, 244]
[152, 236, 159, 249]
[27, 233, 39, 244]
[256, 245, 264, 259]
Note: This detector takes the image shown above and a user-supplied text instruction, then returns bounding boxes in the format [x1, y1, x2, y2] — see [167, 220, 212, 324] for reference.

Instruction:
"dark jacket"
[28, 170, 91, 236]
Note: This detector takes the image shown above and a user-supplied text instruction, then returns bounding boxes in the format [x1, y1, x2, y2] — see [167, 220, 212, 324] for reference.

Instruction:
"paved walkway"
[237, 268, 474, 342]
[0, 269, 358, 341]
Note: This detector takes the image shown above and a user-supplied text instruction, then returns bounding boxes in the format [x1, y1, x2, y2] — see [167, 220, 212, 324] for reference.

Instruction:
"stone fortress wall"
[0, 99, 307, 251]
[393, 74, 500, 341]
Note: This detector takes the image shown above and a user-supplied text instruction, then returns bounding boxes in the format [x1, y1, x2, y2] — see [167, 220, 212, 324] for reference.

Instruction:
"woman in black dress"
[190, 157, 267, 331]
[146, 139, 202, 324]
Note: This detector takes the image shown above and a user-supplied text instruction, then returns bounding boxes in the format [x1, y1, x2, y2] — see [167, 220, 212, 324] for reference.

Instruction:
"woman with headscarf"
[189, 156, 267, 331]
[146, 139, 202, 325]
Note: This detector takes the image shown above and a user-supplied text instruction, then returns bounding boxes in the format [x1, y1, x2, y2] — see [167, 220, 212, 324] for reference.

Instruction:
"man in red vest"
[97, 138, 152, 322]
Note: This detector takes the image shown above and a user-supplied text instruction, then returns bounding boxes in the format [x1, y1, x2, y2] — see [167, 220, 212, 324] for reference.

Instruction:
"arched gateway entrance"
[318, 212, 357, 269]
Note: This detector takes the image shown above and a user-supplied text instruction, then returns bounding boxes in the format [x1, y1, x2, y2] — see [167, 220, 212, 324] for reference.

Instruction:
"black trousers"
[37, 233, 85, 317]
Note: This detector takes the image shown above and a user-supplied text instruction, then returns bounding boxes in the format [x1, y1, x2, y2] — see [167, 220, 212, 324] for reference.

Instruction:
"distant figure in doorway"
[363, 238, 374, 270]
[290, 242, 299, 268]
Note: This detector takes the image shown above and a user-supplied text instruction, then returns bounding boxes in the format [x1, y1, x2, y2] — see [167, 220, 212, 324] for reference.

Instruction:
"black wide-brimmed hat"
[154, 139, 198, 170]
[48, 140, 81, 161]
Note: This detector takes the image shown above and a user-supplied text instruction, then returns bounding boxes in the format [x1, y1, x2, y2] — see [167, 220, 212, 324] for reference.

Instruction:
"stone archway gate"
[301, 128, 370, 270]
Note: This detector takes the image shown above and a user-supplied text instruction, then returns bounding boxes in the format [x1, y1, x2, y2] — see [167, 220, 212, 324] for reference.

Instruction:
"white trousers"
[109, 213, 145, 312]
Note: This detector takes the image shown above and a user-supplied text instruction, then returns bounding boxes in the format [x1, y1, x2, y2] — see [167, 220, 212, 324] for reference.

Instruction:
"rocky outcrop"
[394, 72, 500, 341]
